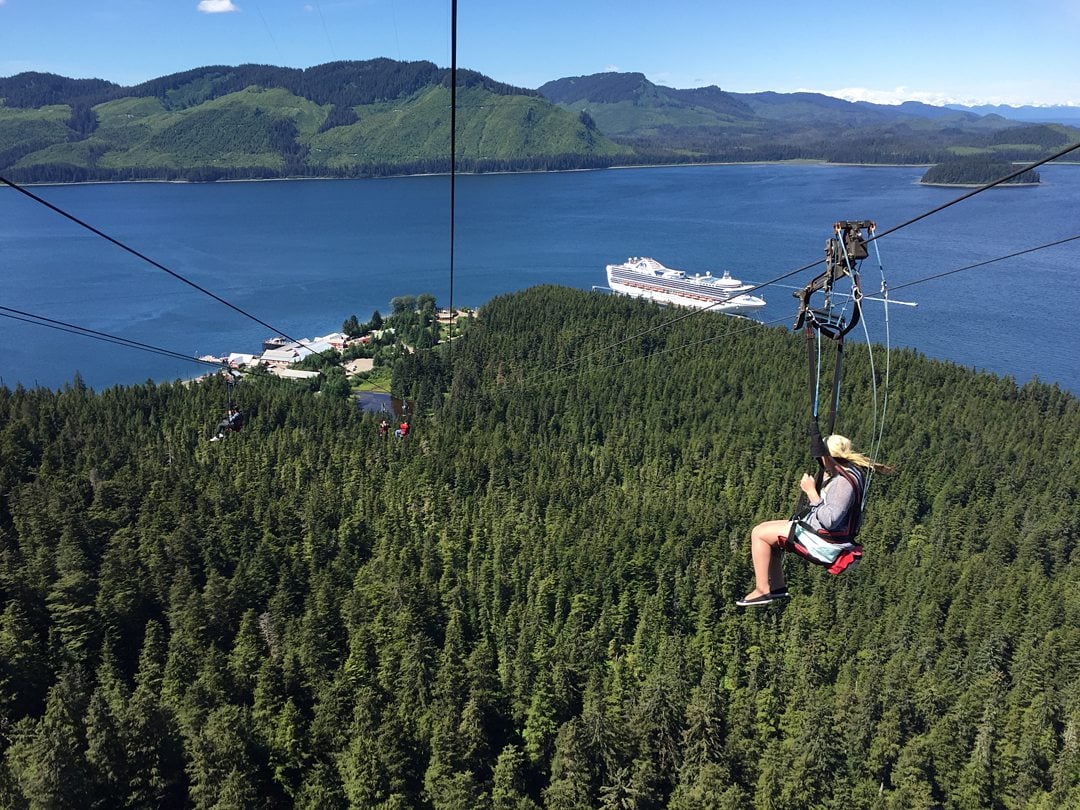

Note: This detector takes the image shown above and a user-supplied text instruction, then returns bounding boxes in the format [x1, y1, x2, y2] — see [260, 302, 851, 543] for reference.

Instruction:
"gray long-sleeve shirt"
[804, 465, 863, 533]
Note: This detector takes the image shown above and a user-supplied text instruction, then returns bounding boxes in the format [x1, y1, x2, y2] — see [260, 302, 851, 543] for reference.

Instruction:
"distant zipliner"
[737, 221, 893, 607]
[209, 368, 245, 442]
[209, 405, 244, 442]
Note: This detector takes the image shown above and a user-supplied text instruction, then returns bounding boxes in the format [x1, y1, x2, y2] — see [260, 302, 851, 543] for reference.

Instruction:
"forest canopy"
[0, 286, 1078, 807]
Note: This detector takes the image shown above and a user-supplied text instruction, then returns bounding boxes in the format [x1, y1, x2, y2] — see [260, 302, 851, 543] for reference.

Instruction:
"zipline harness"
[782, 221, 881, 574]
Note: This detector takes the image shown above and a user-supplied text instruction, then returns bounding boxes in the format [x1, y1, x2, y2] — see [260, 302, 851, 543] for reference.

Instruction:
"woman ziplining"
[737, 221, 894, 607]
[736, 423, 892, 606]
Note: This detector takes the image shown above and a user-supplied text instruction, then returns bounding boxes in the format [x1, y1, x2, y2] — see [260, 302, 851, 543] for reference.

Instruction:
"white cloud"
[820, 86, 960, 106]
[818, 85, 1078, 108]
[197, 0, 239, 13]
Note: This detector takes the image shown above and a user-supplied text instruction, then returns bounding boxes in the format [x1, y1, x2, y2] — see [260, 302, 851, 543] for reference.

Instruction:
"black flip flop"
[735, 592, 775, 607]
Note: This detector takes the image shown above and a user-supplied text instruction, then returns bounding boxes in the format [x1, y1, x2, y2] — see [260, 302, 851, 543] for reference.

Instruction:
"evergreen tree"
[19, 668, 93, 808]
[544, 719, 594, 810]
[492, 744, 540, 810]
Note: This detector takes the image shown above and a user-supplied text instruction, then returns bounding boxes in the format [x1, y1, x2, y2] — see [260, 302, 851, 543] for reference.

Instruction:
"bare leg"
[744, 519, 793, 599]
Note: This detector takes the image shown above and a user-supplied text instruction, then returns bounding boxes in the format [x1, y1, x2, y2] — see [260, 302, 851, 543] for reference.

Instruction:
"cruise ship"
[605, 257, 766, 315]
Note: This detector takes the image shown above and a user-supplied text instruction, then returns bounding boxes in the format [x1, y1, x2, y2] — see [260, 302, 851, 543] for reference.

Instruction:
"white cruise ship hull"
[606, 257, 766, 315]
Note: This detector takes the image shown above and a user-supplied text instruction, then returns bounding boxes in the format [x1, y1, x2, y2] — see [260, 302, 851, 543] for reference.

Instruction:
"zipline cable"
[0, 175, 306, 346]
[0, 306, 229, 369]
[2, 303, 398, 397]
[865, 237, 891, 503]
[310, 0, 337, 59]
[888, 233, 1080, 294]
[448, 0, 458, 380]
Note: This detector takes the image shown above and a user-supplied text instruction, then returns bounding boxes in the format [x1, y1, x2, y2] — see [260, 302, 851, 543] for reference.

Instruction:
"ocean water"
[2, 164, 1078, 393]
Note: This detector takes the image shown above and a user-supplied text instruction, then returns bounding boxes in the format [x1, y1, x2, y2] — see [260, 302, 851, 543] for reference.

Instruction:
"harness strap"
[795, 463, 865, 542]
[831, 463, 865, 541]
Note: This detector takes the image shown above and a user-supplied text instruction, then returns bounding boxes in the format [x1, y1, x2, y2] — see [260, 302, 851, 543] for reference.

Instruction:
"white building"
[261, 347, 301, 368]
[317, 332, 350, 351]
[296, 339, 333, 358]
[227, 353, 257, 368]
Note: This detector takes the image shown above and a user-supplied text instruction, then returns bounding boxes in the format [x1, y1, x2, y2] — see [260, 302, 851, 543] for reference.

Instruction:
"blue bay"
[2, 164, 1078, 393]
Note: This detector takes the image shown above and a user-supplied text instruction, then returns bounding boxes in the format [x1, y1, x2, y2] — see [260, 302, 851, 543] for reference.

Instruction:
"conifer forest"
[0, 286, 1077, 808]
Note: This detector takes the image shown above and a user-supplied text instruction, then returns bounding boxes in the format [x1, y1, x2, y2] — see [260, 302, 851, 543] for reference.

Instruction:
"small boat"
[605, 257, 766, 315]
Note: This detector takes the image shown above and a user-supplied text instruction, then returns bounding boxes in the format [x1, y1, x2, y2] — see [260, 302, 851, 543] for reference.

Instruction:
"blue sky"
[1, 0, 1077, 106]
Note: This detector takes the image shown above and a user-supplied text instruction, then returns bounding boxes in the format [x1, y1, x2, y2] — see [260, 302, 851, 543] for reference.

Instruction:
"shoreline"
[918, 180, 1041, 188]
[6, 159, 1079, 189]
[0, 160, 948, 189]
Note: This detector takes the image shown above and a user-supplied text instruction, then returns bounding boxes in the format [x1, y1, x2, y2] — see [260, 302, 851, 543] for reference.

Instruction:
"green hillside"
[0, 105, 73, 169]
[0, 61, 629, 183]
[309, 84, 628, 172]
[20, 87, 327, 175]
[1, 286, 1077, 806]
[537, 73, 754, 137]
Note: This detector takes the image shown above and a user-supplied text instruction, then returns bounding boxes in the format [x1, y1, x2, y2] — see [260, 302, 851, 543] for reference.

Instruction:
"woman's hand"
[800, 473, 821, 504]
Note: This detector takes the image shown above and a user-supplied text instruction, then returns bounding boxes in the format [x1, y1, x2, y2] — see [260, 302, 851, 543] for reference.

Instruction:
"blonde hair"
[827, 434, 893, 474]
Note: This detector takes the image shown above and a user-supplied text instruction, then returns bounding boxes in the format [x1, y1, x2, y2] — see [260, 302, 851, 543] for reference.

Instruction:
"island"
[920, 157, 1041, 186]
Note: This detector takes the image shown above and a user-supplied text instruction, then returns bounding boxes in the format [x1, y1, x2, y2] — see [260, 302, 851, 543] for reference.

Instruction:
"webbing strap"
[792, 463, 864, 542]
[823, 464, 865, 541]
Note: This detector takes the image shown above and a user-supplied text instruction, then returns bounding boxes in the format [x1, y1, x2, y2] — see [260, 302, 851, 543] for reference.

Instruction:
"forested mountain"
[537, 73, 756, 131]
[538, 71, 1080, 165]
[1, 286, 1078, 807]
[4, 60, 1080, 183]
[0, 60, 629, 183]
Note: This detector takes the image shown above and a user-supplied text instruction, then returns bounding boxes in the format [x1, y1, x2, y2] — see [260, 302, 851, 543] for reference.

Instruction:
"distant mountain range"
[0, 60, 1076, 183]
[539, 73, 991, 132]
[946, 103, 1080, 124]
[537, 72, 1078, 164]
